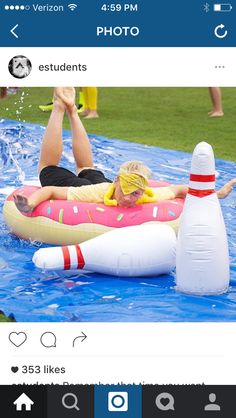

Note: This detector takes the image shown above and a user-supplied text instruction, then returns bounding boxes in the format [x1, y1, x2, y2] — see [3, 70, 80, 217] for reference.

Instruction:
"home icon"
[13, 393, 34, 411]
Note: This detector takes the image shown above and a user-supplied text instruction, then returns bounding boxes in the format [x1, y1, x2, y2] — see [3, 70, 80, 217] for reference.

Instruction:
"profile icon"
[8, 55, 32, 79]
[204, 393, 221, 411]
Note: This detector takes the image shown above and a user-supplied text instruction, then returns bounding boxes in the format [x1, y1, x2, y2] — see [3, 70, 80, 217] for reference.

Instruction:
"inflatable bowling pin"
[33, 223, 176, 277]
[176, 141, 229, 295]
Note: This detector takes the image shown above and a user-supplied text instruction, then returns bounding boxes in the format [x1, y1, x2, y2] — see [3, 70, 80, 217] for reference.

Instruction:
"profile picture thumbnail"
[8, 55, 32, 79]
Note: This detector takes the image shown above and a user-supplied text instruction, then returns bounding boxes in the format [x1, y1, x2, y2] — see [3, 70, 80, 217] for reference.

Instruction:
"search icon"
[62, 393, 80, 411]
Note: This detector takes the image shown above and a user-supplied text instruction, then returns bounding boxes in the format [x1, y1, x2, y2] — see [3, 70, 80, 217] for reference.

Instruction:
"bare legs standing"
[208, 87, 224, 117]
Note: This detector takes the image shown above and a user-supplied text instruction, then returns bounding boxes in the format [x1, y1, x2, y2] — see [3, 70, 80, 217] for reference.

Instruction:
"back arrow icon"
[11, 24, 19, 39]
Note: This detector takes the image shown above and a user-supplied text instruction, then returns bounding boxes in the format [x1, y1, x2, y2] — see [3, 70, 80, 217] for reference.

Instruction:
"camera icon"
[108, 392, 128, 412]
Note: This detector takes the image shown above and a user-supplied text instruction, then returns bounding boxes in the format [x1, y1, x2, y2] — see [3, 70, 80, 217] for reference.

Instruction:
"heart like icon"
[9, 332, 27, 347]
[11, 366, 19, 373]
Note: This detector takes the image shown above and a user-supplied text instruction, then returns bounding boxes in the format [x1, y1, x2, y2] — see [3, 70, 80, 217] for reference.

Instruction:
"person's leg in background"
[208, 87, 224, 117]
[80, 87, 89, 117]
[80, 87, 99, 119]
[0, 88, 7, 99]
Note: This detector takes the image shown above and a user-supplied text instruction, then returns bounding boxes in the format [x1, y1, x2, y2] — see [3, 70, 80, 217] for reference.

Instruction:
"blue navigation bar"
[0, 0, 235, 46]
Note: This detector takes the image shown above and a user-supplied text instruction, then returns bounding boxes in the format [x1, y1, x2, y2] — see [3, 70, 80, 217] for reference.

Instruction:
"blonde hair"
[118, 160, 151, 181]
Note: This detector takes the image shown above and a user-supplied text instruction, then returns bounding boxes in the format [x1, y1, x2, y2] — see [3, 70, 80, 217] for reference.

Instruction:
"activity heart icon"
[11, 366, 19, 373]
[160, 397, 170, 406]
[9, 332, 27, 347]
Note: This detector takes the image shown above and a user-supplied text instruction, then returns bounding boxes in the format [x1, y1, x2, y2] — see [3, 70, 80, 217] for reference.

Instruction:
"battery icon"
[214, 3, 233, 11]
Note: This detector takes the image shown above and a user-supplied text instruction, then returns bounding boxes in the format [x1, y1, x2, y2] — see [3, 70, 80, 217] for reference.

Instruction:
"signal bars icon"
[68, 3, 78, 11]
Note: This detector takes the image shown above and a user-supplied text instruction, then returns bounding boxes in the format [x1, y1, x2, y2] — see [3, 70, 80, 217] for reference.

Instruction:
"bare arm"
[170, 178, 236, 200]
[30, 186, 69, 206]
[14, 186, 69, 213]
[169, 185, 189, 199]
[216, 179, 236, 199]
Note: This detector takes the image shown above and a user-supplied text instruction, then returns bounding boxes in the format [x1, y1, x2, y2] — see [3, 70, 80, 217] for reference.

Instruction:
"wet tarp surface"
[0, 120, 235, 321]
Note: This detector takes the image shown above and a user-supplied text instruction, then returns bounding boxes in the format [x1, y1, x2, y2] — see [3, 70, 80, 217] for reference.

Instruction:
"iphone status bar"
[0, 0, 235, 46]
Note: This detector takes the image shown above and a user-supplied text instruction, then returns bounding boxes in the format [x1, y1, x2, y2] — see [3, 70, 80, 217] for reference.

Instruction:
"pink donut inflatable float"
[3, 180, 184, 245]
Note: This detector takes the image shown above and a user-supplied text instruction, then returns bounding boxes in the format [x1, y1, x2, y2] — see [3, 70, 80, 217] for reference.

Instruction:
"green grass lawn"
[0, 87, 235, 161]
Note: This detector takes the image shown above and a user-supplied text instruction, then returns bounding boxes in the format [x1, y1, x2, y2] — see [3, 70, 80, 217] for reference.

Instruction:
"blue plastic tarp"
[0, 119, 235, 322]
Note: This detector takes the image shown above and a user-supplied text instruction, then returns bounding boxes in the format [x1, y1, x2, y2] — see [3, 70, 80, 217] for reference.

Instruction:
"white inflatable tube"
[33, 223, 177, 277]
[176, 142, 230, 295]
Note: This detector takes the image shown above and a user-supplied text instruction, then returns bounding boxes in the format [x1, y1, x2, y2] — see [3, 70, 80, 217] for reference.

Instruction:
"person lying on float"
[13, 87, 236, 214]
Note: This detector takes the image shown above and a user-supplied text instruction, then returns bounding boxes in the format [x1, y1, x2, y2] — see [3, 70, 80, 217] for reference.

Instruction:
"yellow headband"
[119, 172, 148, 195]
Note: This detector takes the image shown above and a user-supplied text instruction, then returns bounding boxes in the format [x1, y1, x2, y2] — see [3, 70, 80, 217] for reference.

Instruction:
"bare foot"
[79, 109, 90, 117]
[54, 87, 75, 112]
[208, 110, 224, 117]
[217, 179, 236, 199]
[13, 194, 33, 214]
[53, 88, 67, 111]
[84, 110, 99, 119]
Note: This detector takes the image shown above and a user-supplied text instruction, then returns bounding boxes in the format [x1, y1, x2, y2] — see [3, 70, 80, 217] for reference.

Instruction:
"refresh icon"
[214, 24, 228, 39]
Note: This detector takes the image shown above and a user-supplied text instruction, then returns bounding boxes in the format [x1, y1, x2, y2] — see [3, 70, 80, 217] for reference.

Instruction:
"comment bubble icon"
[40, 332, 57, 348]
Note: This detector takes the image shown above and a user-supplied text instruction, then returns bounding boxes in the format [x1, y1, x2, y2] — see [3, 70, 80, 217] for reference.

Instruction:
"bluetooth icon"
[203, 2, 210, 12]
